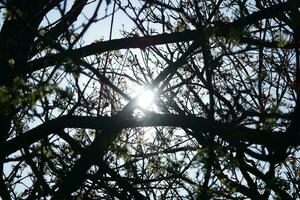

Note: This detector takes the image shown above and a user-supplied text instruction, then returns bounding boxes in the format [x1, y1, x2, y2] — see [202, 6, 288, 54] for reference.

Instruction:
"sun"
[136, 89, 156, 109]
[130, 86, 158, 118]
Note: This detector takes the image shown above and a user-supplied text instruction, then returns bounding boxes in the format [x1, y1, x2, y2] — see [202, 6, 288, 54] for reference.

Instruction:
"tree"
[1, 0, 300, 199]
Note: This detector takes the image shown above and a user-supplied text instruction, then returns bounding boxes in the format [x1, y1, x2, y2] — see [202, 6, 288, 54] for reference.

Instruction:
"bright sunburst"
[136, 89, 155, 109]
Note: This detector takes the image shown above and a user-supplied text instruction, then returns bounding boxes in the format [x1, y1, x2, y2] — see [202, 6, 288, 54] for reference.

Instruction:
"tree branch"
[27, 1, 300, 73]
[4, 113, 297, 157]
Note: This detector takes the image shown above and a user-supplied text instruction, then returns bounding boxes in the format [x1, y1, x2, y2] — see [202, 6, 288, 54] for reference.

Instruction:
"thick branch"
[27, 31, 297, 73]
[4, 113, 297, 157]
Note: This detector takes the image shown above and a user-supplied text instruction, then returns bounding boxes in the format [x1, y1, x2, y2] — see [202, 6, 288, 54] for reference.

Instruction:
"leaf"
[277, 37, 288, 47]
[174, 20, 187, 32]
[8, 58, 15, 66]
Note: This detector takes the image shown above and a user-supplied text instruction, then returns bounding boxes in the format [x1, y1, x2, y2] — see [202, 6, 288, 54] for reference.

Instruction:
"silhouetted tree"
[1, 0, 300, 199]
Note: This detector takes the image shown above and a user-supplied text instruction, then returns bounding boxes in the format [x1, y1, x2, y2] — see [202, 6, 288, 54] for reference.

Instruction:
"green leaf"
[277, 37, 288, 47]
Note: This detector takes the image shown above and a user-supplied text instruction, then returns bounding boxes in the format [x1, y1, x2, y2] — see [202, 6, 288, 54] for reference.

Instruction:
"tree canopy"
[1, 0, 300, 199]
